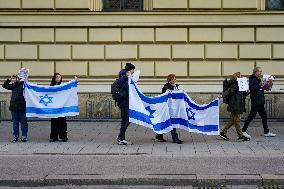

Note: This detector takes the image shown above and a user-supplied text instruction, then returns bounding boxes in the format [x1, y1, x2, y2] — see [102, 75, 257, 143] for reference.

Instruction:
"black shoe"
[155, 135, 166, 142]
[238, 136, 250, 141]
[21, 137, 27, 142]
[219, 132, 229, 141]
[49, 138, 58, 142]
[61, 138, 68, 142]
[12, 137, 18, 143]
[173, 139, 183, 144]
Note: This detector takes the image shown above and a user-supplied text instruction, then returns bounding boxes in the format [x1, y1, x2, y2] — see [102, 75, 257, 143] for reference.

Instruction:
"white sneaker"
[242, 132, 251, 138]
[264, 132, 276, 137]
[118, 139, 133, 145]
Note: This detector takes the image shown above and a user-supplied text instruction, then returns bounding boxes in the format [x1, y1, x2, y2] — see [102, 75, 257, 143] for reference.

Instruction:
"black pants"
[242, 104, 269, 134]
[156, 128, 179, 141]
[50, 117, 67, 140]
[118, 106, 130, 141]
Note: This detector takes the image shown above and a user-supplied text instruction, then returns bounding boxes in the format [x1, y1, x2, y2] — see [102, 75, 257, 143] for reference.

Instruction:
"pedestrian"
[155, 74, 183, 144]
[49, 73, 78, 142]
[242, 67, 276, 138]
[116, 63, 135, 145]
[219, 72, 250, 141]
[2, 74, 28, 142]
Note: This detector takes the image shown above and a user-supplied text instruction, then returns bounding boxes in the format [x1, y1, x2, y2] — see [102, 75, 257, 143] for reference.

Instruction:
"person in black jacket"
[116, 63, 135, 145]
[219, 72, 250, 141]
[2, 74, 28, 142]
[155, 74, 183, 144]
[49, 73, 68, 142]
[242, 67, 276, 138]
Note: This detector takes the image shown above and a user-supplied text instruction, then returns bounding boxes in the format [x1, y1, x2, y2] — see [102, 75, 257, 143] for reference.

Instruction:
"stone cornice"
[1, 11, 284, 26]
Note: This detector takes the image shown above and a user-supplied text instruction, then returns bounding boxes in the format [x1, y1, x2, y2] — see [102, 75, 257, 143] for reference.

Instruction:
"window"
[266, 0, 284, 10]
[103, 0, 143, 11]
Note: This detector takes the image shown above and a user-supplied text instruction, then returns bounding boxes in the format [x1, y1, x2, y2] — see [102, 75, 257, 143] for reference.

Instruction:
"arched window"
[103, 0, 143, 11]
[267, 0, 284, 10]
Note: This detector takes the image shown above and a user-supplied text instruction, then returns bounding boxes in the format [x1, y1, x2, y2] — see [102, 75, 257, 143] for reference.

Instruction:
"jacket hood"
[119, 69, 128, 78]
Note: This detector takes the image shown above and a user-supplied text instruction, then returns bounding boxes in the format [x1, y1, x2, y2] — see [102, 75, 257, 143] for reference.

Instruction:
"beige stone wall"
[0, 0, 283, 93]
[0, 0, 266, 11]
[0, 26, 284, 80]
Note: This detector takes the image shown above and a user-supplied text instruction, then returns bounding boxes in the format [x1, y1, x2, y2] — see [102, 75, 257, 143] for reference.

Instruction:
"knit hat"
[125, 63, 135, 71]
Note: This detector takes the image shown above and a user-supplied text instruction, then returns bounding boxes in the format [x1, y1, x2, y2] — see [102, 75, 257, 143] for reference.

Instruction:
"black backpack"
[111, 79, 127, 101]
[222, 78, 230, 104]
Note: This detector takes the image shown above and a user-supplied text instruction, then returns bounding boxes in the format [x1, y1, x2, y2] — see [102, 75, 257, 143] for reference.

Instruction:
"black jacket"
[2, 79, 26, 112]
[116, 69, 129, 108]
[249, 74, 265, 107]
[162, 83, 179, 93]
[222, 79, 247, 114]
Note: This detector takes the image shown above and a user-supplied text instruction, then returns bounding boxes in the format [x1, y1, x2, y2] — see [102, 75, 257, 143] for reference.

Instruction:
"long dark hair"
[50, 73, 62, 86]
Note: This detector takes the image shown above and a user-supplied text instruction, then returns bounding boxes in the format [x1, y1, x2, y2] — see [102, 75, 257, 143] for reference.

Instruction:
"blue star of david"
[39, 94, 53, 106]
[145, 106, 155, 118]
[186, 107, 196, 121]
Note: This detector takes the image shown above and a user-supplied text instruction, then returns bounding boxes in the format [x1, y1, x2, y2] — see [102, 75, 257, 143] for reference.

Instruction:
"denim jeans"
[11, 111, 28, 138]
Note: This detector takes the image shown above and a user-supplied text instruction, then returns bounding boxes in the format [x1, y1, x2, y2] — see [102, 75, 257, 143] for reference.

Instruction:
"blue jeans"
[11, 111, 28, 138]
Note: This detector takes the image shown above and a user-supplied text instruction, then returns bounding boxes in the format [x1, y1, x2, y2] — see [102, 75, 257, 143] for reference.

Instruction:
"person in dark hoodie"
[2, 74, 28, 142]
[219, 72, 250, 141]
[242, 67, 276, 138]
[116, 63, 135, 145]
[155, 74, 183, 144]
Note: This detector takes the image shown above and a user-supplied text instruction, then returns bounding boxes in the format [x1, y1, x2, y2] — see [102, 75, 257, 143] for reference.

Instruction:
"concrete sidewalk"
[0, 121, 283, 187]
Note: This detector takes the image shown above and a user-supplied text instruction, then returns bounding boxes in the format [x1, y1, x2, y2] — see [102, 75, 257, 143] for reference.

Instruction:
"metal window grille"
[103, 0, 143, 11]
[266, 0, 284, 10]
[86, 99, 113, 119]
[0, 101, 6, 121]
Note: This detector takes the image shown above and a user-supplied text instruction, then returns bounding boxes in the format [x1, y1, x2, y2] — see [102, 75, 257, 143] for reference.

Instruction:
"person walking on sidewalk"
[49, 73, 78, 142]
[116, 63, 135, 145]
[219, 72, 250, 141]
[242, 67, 276, 139]
[155, 74, 183, 144]
[2, 74, 28, 142]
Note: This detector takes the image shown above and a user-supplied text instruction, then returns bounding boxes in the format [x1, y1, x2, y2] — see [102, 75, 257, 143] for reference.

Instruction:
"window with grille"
[266, 0, 284, 10]
[103, 0, 143, 11]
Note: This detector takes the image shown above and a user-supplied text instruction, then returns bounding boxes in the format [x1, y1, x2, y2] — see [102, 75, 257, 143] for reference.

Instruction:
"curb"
[0, 174, 283, 187]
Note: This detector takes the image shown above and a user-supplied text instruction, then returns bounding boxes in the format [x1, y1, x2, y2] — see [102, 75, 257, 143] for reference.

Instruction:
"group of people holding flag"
[1, 63, 276, 144]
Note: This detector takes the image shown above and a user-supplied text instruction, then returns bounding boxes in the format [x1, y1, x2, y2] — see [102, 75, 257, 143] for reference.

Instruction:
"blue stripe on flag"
[26, 106, 78, 114]
[25, 81, 77, 93]
[129, 109, 218, 133]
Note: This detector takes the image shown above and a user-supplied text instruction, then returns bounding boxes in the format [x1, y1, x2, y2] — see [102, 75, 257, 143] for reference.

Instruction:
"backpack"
[222, 78, 230, 104]
[111, 79, 127, 101]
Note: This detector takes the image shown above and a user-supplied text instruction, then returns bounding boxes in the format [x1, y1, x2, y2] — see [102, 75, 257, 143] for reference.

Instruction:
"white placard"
[237, 77, 249, 91]
[17, 68, 29, 82]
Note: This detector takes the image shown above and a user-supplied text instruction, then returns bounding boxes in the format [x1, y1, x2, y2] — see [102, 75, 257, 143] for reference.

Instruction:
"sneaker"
[155, 136, 166, 142]
[238, 136, 250, 141]
[118, 139, 133, 145]
[242, 132, 251, 138]
[173, 139, 183, 144]
[219, 132, 229, 141]
[12, 137, 18, 143]
[21, 137, 27, 142]
[264, 132, 276, 137]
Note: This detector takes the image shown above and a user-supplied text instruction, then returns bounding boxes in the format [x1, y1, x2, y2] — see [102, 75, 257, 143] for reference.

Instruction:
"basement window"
[266, 0, 284, 10]
[103, 0, 143, 11]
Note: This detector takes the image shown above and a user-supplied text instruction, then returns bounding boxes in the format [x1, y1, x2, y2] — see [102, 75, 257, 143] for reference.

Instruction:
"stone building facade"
[0, 0, 283, 119]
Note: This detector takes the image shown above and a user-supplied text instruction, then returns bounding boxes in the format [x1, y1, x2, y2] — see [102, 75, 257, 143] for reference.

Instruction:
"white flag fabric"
[24, 80, 79, 118]
[129, 78, 219, 135]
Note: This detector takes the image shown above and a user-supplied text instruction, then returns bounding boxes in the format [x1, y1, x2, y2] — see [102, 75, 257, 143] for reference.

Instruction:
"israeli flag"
[24, 80, 79, 118]
[129, 78, 219, 135]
